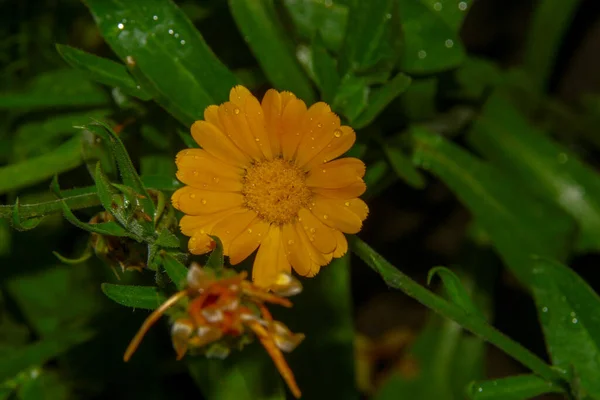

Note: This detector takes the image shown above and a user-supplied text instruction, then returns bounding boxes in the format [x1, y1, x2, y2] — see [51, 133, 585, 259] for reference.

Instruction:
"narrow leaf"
[383, 144, 426, 188]
[101, 283, 167, 310]
[162, 253, 188, 290]
[310, 34, 340, 103]
[155, 229, 180, 249]
[427, 266, 484, 319]
[467, 374, 564, 400]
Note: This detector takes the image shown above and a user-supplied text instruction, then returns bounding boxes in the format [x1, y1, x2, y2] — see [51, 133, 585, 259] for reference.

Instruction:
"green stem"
[0, 186, 99, 219]
[350, 236, 564, 383]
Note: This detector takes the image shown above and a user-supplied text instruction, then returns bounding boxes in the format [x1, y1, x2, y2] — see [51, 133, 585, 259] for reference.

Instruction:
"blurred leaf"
[15, 369, 72, 400]
[399, 77, 437, 121]
[86, 122, 156, 221]
[140, 125, 170, 150]
[283, 255, 358, 400]
[162, 253, 188, 290]
[101, 283, 167, 310]
[155, 229, 180, 249]
[229, 0, 315, 103]
[0, 329, 93, 383]
[427, 267, 484, 319]
[363, 159, 394, 200]
[340, 0, 400, 75]
[454, 57, 502, 99]
[531, 257, 600, 398]
[310, 35, 340, 103]
[468, 93, 600, 252]
[350, 237, 563, 383]
[140, 175, 182, 192]
[420, 0, 472, 31]
[332, 74, 369, 121]
[524, 0, 581, 91]
[353, 72, 411, 128]
[282, 0, 348, 53]
[56, 44, 152, 100]
[398, 0, 465, 74]
[411, 126, 575, 284]
[84, 0, 238, 125]
[140, 155, 176, 177]
[206, 235, 224, 270]
[383, 144, 426, 188]
[0, 219, 11, 255]
[11, 199, 43, 232]
[0, 69, 109, 109]
[467, 374, 564, 400]
[0, 136, 83, 195]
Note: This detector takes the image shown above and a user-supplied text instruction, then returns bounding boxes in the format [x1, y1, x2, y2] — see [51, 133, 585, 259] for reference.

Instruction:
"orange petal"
[245, 94, 273, 160]
[261, 89, 283, 156]
[280, 98, 309, 161]
[229, 219, 271, 265]
[188, 231, 216, 255]
[253, 225, 291, 287]
[294, 223, 325, 274]
[229, 85, 253, 105]
[211, 209, 259, 254]
[332, 230, 348, 258]
[312, 181, 366, 199]
[309, 196, 363, 234]
[191, 121, 250, 166]
[306, 157, 366, 188]
[176, 149, 243, 192]
[345, 198, 369, 221]
[218, 101, 263, 160]
[171, 186, 243, 215]
[294, 104, 341, 166]
[302, 125, 356, 170]
[282, 222, 312, 277]
[297, 208, 336, 254]
[179, 208, 243, 236]
[204, 105, 225, 131]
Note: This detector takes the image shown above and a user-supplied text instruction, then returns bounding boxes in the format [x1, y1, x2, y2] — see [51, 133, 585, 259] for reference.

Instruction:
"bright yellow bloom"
[172, 86, 369, 287]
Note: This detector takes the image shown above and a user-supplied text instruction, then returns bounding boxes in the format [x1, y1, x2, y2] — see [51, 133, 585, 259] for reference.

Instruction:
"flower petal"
[280, 98, 310, 161]
[282, 222, 312, 277]
[179, 208, 243, 236]
[345, 198, 369, 221]
[294, 223, 327, 273]
[306, 157, 366, 188]
[253, 225, 291, 287]
[191, 121, 250, 166]
[188, 231, 216, 255]
[302, 126, 356, 170]
[211, 209, 258, 254]
[297, 208, 336, 254]
[245, 94, 273, 160]
[229, 219, 271, 265]
[309, 196, 363, 234]
[261, 89, 283, 156]
[229, 85, 252, 105]
[176, 149, 243, 192]
[312, 181, 366, 199]
[294, 103, 341, 166]
[204, 105, 225, 131]
[332, 230, 348, 258]
[218, 101, 263, 160]
[172, 186, 243, 215]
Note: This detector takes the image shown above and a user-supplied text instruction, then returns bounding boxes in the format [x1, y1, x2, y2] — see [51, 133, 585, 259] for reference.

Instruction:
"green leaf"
[467, 374, 564, 400]
[340, 0, 400, 75]
[398, 0, 465, 74]
[531, 257, 600, 397]
[11, 199, 43, 232]
[0, 329, 93, 383]
[15, 369, 72, 400]
[86, 121, 156, 221]
[524, 0, 581, 91]
[350, 236, 563, 383]
[60, 202, 133, 238]
[0, 136, 83, 195]
[284, 255, 358, 399]
[101, 283, 167, 310]
[411, 126, 575, 284]
[468, 93, 600, 252]
[309, 34, 340, 103]
[427, 266, 484, 319]
[84, 0, 238, 125]
[140, 175, 182, 192]
[140, 125, 170, 150]
[332, 74, 369, 121]
[0, 69, 109, 109]
[353, 72, 412, 128]
[155, 229, 180, 249]
[229, 0, 315, 103]
[282, 0, 348, 53]
[206, 235, 224, 270]
[383, 143, 426, 188]
[162, 253, 188, 290]
[56, 44, 152, 100]
[419, 0, 473, 31]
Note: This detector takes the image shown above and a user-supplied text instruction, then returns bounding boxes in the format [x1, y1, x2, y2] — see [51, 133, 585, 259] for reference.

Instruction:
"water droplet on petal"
[201, 199, 207, 205]
[344, 201, 350, 206]
[255, 137, 260, 142]
[189, 193, 196, 199]
[323, 214, 328, 220]
[247, 228, 253, 234]
[234, 107, 240, 115]
[212, 177, 220, 183]
[287, 239, 294, 245]
[333, 129, 343, 138]
[317, 123, 323, 128]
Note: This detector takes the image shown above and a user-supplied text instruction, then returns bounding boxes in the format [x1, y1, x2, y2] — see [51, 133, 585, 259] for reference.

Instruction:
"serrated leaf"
[353, 72, 411, 128]
[101, 283, 167, 310]
[427, 266, 484, 319]
[162, 253, 188, 290]
[155, 229, 180, 249]
[11, 199, 43, 232]
[56, 44, 152, 100]
[467, 374, 564, 400]
[228, 0, 314, 103]
[206, 235, 224, 270]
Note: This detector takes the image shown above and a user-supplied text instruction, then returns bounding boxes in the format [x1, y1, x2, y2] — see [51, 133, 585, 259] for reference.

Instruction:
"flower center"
[242, 158, 312, 225]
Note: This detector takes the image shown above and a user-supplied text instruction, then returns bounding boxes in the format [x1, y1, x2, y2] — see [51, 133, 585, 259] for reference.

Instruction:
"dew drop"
[445, 39, 454, 48]
[234, 107, 240, 115]
[226, 230, 230, 235]
[255, 137, 260, 142]
[311, 136, 315, 141]
[433, 2, 442, 10]
[322, 169, 326, 173]
[323, 159, 328, 163]
[153, 15, 158, 21]
[323, 214, 328, 220]
[194, 155, 199, 160]
[168, 29, 174, 35]
[542, 306, 548, 313]
[287, 239, 295, 245]
[180, 40, 186, 45]
[189, 193, 196, 199]
[309, 228, 316, 233]
[333, 129, 343, 138]
[317, 123, 323, 128]
[174, 33, 179, 38]
[344, 201, 350, 206]
[458, 1, 468, 10]
[557, 153, 568, 164]
[418, 50, 427, 59]
[247, 228, 253, 234]
[201, 199, 207, 205]
[212, 177, 220, 183]
[118, 23, 125, 30]
[192, 170, 198, 176]
[572, 318, 579, 324]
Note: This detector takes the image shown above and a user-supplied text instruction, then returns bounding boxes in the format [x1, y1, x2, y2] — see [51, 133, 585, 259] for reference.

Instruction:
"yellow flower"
[172, 86, 369, 287]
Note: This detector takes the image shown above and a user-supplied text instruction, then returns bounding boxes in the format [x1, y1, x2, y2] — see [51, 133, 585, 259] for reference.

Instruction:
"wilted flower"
[124, 263, 305, 398]
[172, 86, 369, 287]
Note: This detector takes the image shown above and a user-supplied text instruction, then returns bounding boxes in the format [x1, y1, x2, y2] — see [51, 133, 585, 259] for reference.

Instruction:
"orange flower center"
[242, 158, 312, 225]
